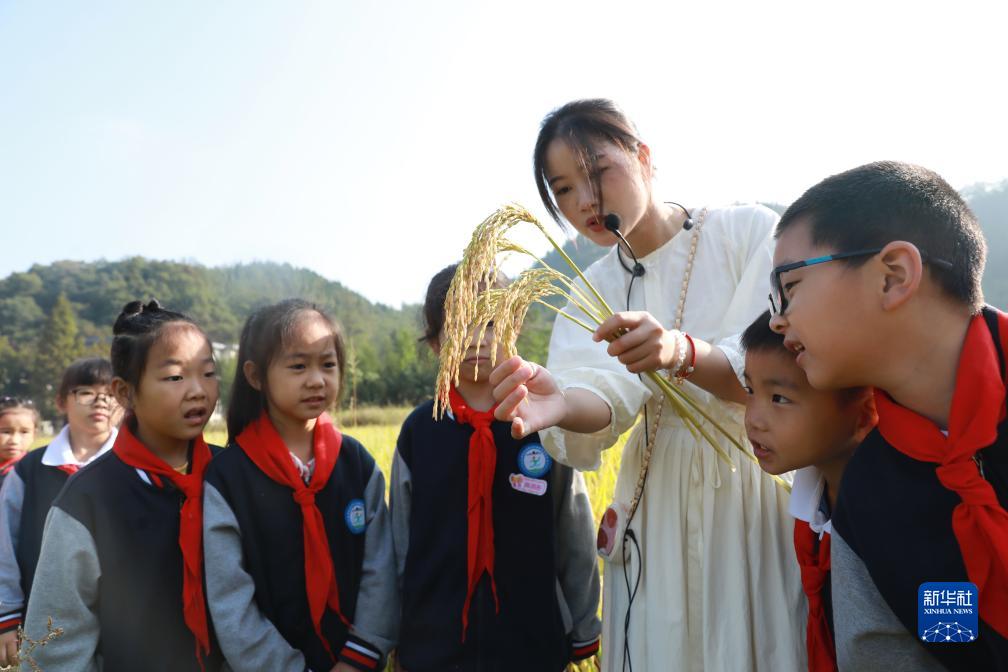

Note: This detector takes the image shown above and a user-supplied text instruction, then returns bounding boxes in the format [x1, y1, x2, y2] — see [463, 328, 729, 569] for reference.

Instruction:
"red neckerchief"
[112, 422, 212, 669]
[0, 454, 24, 476]
[874, 311, 1008, 638]
[236, 412, 347, 660]
[793, 520, 837, 672]
[56, 464, 79, 476]
[448, 386, 500, 641]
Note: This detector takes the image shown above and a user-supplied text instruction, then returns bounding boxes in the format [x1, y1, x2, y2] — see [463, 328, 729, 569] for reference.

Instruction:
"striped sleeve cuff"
[338, 635, 383, 671]
[0, 609, 22, 634]
[571, 636, 600, 661]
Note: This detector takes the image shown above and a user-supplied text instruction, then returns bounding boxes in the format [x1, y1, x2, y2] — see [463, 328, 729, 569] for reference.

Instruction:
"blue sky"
[1, 1, 1006, 307]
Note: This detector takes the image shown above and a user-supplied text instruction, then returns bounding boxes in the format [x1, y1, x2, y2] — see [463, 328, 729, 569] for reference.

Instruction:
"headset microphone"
[666, 201, 694, 230]
[603, 213, 645, 278]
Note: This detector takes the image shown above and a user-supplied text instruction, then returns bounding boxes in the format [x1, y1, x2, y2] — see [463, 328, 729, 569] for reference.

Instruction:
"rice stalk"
[2, 618, 64, 672]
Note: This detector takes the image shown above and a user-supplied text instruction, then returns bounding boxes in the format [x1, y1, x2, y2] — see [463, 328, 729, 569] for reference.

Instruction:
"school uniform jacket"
[19, 447, 224, 672]
[202, 434, 397, 672]
[831, 308, 1008, 671]
[0, 426, 116, 634]
[390, 400, 602, 672]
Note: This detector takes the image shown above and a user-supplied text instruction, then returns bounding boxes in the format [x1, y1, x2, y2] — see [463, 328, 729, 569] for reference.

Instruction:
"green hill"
[0, 259, 435, 416]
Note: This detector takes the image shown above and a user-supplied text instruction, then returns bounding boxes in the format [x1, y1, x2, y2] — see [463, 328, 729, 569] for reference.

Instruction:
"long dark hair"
[532, 98, 644, 226]
[110, 300, 206, 390]
[226, 299, 346, 442]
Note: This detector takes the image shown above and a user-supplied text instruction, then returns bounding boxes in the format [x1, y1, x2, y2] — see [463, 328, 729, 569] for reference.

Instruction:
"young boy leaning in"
[769, 161, 1008, 670]
[742, 309, 876, 672]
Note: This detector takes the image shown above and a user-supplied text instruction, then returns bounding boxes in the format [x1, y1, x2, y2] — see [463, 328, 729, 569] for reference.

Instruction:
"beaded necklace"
[627, 207, 707, 520]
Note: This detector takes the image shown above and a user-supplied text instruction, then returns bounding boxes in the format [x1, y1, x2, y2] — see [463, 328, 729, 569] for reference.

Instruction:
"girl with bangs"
[203, 299, 397, 672]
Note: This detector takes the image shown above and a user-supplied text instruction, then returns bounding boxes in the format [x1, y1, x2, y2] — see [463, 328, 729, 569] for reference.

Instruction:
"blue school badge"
[918, 582, 978, 643]
[344, 499, 367, 535]
[518, 443, 551, 478]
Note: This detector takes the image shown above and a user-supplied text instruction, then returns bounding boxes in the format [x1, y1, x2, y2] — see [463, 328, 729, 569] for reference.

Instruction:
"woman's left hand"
[593, 311, 683, 374]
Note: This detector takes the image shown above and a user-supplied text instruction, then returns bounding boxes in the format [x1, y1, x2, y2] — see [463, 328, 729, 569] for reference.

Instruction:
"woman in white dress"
[490, 99, 805, 671]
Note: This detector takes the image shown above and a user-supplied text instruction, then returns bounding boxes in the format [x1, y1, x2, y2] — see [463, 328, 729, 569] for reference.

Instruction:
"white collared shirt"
[41, 425, 117, 469]
[787, 466, 833, 538]
[289, 452, 316, 484]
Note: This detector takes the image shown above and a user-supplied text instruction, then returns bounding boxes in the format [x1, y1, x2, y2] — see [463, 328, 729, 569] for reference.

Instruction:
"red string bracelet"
[677, 332, 697, 382]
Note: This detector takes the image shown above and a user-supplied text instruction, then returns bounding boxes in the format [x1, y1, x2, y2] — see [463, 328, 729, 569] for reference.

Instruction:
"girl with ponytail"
[21, 300, 223, 672]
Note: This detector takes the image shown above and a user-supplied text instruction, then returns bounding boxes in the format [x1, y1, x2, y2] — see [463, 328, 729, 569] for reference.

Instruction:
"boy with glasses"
[0, 358, 119, 665]
[769, 161, 1007, 670]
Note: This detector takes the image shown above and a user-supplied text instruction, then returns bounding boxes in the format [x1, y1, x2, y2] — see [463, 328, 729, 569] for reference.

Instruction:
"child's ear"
[852, 388, 878, 443]
[54, 395, 67, 415]
[429, 337, 442, 357]
[111, 378, 132, 410]
[242, 361, 263, 391]
[877, 241, 924, 311]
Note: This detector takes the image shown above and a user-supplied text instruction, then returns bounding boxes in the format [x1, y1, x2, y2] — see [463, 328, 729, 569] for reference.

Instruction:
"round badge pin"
[344, 498, 367, 535]
[518, 443, 551, 478]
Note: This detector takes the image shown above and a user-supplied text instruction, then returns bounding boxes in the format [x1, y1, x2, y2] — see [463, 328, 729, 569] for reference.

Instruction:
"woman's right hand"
[490, 356, 567, 439]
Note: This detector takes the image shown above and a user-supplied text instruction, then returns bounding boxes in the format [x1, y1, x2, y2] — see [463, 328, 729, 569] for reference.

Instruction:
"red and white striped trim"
[338, 638, 381, 670]
[0, 612, 22, 633]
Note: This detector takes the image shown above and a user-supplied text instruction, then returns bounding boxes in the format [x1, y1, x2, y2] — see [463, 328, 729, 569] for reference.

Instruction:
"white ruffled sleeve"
[711, 205, 778, 383]
[539, 272, 651, 471]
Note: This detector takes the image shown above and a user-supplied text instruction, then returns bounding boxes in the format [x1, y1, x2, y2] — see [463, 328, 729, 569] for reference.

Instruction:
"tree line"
[0, 257, 565, 421]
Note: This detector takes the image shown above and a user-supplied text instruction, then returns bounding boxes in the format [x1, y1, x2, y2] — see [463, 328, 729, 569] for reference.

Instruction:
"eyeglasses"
[768, 247, 954, 316]
[71, 389, 116, 407]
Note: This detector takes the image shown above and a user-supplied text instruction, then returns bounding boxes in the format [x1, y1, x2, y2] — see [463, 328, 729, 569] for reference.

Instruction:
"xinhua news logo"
[918, 582, 979, 644]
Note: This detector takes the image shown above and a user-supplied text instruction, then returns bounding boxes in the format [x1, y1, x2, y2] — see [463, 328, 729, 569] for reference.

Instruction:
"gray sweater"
[831, 530, 947, 671]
